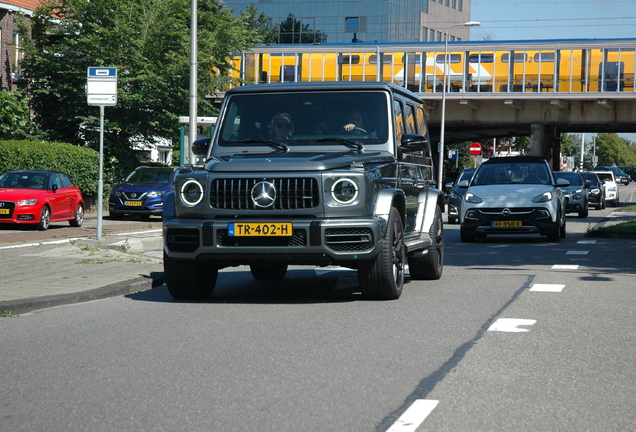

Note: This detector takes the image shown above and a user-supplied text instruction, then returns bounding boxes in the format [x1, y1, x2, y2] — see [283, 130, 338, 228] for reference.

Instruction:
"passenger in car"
[268, 112, 294, 140]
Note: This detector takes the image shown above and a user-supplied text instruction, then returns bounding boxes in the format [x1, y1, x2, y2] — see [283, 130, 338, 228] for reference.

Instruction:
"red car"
[0, 170, 85, 230]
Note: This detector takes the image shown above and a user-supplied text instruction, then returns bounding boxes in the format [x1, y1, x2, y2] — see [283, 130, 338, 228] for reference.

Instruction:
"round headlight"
[180, 179, 204, 206]
[331, 178, 359, 204]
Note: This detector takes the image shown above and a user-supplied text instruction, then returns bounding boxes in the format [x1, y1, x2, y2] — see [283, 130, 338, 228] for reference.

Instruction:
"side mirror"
[400, 134, 428, 151]
[192, 137, 211, 156]
[51, 184, 58, 193]
[458, 180, 470, 188]
[556, 178, 570, 187]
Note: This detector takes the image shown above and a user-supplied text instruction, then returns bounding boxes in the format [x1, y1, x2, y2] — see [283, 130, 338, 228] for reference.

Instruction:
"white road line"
[386, 399, 439, 432]
[578, 239, 596, 244]
[552, 264, 579, 270]
[530, 284, 565, 292]
[0, 237, 83, 250]
[566, 250, 589, 255]
[488, 318, 536, 332]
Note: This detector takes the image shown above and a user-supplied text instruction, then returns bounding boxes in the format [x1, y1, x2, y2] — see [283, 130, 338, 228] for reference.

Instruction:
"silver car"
[459, 156, 569, 242]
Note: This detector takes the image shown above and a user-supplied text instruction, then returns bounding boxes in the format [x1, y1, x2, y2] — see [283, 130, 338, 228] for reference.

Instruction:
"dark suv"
[162, 82, 445, 300]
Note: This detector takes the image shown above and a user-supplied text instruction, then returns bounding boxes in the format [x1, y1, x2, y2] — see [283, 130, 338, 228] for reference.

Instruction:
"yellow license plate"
[0, 208, 9, 214]
[229, 222, 292, 237]
[493, 220, 522, 228]
[125, 201, 143, 207]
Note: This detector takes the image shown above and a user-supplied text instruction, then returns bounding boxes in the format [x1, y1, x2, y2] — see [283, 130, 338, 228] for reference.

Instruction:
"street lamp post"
[437, 21, 481, 188]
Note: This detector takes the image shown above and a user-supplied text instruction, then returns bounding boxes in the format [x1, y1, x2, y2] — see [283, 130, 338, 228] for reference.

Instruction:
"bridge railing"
[222, 39, 636, 95]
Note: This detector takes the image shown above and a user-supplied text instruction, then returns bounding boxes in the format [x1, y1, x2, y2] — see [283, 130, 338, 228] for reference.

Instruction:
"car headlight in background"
[180, 179, 204, 206]
[532, 191, 553, 203]
[331, 178, 359, 205]
[146, 191, 165, 199]
[590, 188, 600, 194]
[464, 192, 483, 204]
[17, 198, 38, 206]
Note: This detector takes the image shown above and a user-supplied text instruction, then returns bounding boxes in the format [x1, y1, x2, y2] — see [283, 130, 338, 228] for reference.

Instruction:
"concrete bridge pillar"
[530, 124, 561, 170]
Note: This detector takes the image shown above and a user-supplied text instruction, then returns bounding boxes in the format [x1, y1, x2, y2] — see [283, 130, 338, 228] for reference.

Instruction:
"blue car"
[109, 166, 177, 220]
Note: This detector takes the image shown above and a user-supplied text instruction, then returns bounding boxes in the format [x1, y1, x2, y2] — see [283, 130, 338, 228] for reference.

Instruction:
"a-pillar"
[529, 124, 560, 170]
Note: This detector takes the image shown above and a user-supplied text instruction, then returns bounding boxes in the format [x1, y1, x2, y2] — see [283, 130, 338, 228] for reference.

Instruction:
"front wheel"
[38, 206, 51, 230]
[164, 252, 217, 300]
[358, 206, 405, 300]
[460, 226, 475, 243]
[409, 205, 444, 280]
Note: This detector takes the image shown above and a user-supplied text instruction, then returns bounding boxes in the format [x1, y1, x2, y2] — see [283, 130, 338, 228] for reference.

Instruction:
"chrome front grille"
[209, 178, 320, 210]
[478, 207, 536, 221]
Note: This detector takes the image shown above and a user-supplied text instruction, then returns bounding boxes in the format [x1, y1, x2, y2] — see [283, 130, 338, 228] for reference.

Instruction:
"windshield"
[553, 172, 582, 185]
[472, 162, 551, 186]
[216, 91, 389, 150]
[125, 168, 174, 184]
[0, 172, 49, 189]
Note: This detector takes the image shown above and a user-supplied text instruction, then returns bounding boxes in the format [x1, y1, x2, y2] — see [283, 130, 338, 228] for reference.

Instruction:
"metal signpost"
[87, 67, 117, 240]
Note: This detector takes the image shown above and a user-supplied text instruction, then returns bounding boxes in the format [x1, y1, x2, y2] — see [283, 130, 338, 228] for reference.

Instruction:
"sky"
[469, 0, 636, 143]
[470, 0, 636, 41]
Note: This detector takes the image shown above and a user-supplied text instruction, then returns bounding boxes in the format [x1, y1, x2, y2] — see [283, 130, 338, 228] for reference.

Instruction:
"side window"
[415, 105, 428, 137]
[60, 174, 73, 188]
[393, 99, 405, 142]
[404, 103, 416, 134]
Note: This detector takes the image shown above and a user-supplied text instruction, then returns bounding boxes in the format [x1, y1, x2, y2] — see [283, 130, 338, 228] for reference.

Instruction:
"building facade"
[226, 0, 472, 43]
[1, 0, 39, 90]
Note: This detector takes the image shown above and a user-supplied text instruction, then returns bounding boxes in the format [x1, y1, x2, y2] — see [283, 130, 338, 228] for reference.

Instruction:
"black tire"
[409, 205, 444, 280]
[38, 206, 51, 230]
[595, 202, 602, 210]
[460, 226, 475, 243]
[250, 264, 288, 280]
[164, 252, 217, 300]
[447, 216, 457, 224]
[358, 206, 405, 300]
[578, 204, 588, 218]
[69, 203, 84, 227]
[547, 220, 561, 242]
[560, 218, 567, 238]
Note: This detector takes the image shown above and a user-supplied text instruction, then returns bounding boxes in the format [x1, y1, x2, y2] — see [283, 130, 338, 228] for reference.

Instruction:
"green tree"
[0, 90, 40, 140]
[18, 0, 255, 177]
[594, 133, 636, 166]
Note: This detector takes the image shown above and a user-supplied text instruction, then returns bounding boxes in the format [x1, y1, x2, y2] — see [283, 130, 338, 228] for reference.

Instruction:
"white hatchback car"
[459, 156, 569, 242]
[590, 170, 619, 207]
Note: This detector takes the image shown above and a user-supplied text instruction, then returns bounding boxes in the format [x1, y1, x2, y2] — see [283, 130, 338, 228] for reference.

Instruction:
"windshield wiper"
[225, 139, 289, 153]
[296, 137, 364, 152]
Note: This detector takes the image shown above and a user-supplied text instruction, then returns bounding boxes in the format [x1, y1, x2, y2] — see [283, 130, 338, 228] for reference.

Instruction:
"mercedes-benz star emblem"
[251, 181, 277, 208]
[502, 208, 511, 217]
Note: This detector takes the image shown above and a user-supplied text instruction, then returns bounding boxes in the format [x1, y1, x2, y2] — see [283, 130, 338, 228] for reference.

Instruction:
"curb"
[0, 272, 164, 316]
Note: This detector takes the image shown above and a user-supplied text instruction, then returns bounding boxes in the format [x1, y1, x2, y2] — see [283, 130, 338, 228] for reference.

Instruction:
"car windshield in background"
[553, 172, 582, 185]
[0, 172, 50, 189]
[125, 168, 174, 184]
[217, 91, 390, 148]
[471, 162, 551, 186]
[595, 172, 614, 182]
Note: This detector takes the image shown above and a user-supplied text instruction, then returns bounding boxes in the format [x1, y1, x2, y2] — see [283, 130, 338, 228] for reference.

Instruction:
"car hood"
[0, 188, 48, 200]
[466, 184, 558, 206]
[113, 183, 173, 193]
[206, 151, 394, 172]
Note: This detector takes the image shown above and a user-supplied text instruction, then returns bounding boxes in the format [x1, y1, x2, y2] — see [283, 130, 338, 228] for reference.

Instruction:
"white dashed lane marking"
[552, 264, 579, 270]
[386, 400, 439, 432]
[530, 284, 565, 292]
[566, 250, 589, 255]
[578, 239, 597, 244]
[487, 318, 537, 332]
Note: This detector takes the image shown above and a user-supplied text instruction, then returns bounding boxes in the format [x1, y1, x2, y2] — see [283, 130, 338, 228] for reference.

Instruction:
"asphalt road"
[1, 187, 635, 432]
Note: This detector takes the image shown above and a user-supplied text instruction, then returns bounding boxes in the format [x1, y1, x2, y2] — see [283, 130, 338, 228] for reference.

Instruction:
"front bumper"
[460, 206, 557, 236]
[163, 216, 386, 268]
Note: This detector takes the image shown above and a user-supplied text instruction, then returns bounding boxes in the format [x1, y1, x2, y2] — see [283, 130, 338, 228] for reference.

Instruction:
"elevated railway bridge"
[213, 38, 636, 169]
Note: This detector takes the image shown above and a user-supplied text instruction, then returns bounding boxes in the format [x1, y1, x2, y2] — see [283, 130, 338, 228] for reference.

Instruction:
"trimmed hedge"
[0, 140, 99, 196]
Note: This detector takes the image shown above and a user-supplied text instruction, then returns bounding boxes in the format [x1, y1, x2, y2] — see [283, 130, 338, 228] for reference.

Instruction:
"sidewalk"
[0, 213, 165, 315]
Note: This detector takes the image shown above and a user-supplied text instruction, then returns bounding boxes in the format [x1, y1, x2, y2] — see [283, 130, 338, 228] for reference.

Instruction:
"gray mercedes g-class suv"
[163, 81, 445, 300]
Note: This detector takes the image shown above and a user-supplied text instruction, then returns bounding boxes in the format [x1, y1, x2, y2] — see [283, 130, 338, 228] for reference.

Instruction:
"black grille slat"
[210, 178, 319, 210]
[325, 228, 374, 252]
[0, 201, 16, 219]
[217, 229, 307, 247]
[166, 228, 200, 253]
